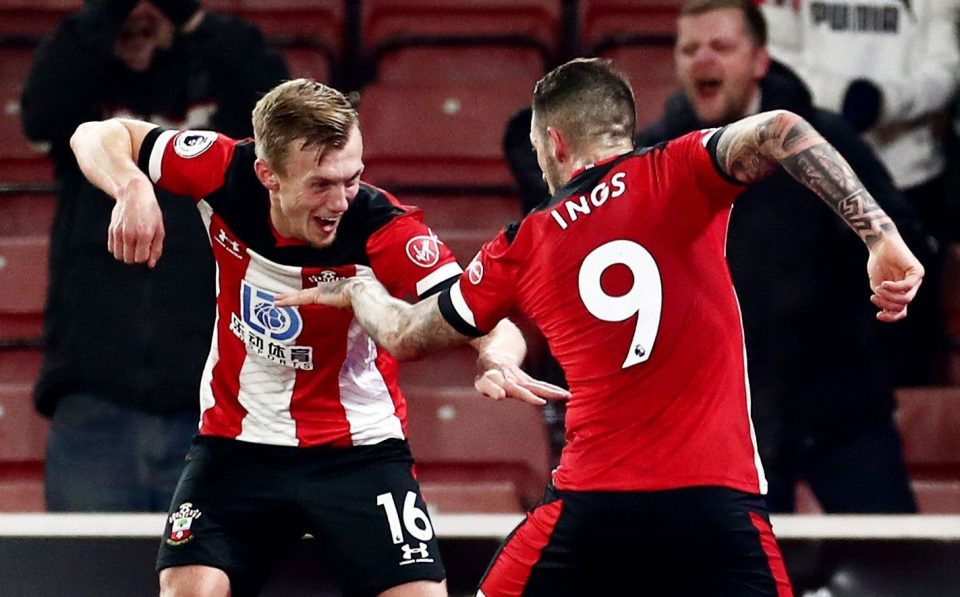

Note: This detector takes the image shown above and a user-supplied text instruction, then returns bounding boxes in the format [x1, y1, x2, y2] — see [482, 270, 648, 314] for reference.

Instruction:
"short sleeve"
[438, 230, 518, 337]
[366, 212, 463, 300]
[137, 127, 238, 201]
[667, 129, 746, 210]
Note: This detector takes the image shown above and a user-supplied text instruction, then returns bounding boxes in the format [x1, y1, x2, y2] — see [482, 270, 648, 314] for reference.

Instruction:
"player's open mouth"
[315, 216, 339, 233]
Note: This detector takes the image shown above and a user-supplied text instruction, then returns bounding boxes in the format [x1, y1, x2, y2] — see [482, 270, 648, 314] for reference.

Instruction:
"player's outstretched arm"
[276, 279, 570, 405]
[71, 118, 165, 267]
[713, 110, 925, 322]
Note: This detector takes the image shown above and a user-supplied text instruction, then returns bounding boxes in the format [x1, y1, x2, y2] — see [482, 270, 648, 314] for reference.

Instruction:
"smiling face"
[675, 7, 769, 125]
[256, 125, 364, 249]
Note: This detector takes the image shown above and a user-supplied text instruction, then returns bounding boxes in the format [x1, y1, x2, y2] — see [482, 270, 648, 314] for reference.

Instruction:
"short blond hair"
[252, 79, 359, 174]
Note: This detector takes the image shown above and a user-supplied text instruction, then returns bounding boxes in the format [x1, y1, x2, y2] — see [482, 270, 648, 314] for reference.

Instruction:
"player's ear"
[546, 127, 569, 164]
[254, 158, 280, 192]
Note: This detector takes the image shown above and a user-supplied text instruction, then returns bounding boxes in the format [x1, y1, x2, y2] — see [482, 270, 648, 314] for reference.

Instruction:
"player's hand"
[108, 176, 165, 268]
[474, 358, 571, 406]
[867, 233, 924, 323]
[276, 279, 355, 309]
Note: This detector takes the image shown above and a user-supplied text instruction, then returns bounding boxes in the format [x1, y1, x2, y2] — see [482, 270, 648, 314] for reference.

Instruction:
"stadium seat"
[0, 0, 80, 38]
[232, 0, 342, 54]
[359, 80, 532, 189]
[282, 46, 332, 83]
[895, 386, 960, 513]
[0, 236, 49, 343]
[0, 193, 55, 236]
[0, 347, 42, 384]
[0, 44, 54, 183]
[405, 194, 520, 235]
[600, 44, 677, 128]
[360, 0, 563, 59]
[579, 0, 683, 52]
[373, 46, 544, 85]
[398, 345, 479, 390]
[0, 383, 47, 463]
[0, 471, 44, 512]
[404, 387, 551, 512]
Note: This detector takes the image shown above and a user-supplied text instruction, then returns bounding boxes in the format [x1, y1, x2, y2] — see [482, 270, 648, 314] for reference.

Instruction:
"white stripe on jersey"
[339, 317, 405, 445]
[198, 201, 218, 424]
[449, 281, 478, 327]
[232, 249, 303, 445]
[149, 130, 178, 183]
[416, 261, 463, 296]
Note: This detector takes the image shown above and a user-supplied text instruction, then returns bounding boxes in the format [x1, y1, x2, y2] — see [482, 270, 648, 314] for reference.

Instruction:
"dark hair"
[532, 58, 636, 148]
[681, 0, 768, 47]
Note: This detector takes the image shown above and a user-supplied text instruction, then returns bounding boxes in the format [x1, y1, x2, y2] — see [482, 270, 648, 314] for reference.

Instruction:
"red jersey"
[139, 128, 462, 447]
[439, 130, 767, 494]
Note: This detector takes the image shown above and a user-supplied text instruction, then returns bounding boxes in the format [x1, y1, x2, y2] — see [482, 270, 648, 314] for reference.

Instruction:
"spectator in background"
[637, 0, 921, 514]
[20, 0, 287, 511]
[760, 0, 960, 383]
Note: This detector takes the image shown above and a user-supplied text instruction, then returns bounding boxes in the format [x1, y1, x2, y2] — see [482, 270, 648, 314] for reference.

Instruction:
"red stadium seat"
[0, 193, 55, 236]
[600, 44, 677, 128]
[360, 80, 532, 189]
[233, 0, 342, 54]
[0, 470, 44, 512]
[374, 46, 544, 85]
[0, 236, 49, 343]
[0, 44, 54, 183]
[0, 383, 47, 463]
[282, 46, 332, 83]
[405, 194, 520, 235]
[0, 0, 80, 38]
[579, 0, 683, 52]
[0, 347, 42, 384]
[941, 245, 960, 384]
[896, 387, 960, 513]
[404, 387, 551, 512]
[361, 0, 562, 58]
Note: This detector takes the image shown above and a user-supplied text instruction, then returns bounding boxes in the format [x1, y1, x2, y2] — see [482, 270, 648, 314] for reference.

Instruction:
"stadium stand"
[0, 236, 48, 344]
[0, 381, 47, 512]
[404, 387, 551, 513]
[359, 79, 533, 190]
[0, 43, 52, 184]
[896, 386, 960, 513]
[579, 0, 682, 51]
[0, 0, 79, 38]
[0, 193, 55, 237]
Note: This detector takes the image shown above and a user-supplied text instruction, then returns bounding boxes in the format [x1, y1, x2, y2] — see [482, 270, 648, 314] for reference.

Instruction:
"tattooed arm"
[276, 278, 569, 405]
[712, 109, 925, 322]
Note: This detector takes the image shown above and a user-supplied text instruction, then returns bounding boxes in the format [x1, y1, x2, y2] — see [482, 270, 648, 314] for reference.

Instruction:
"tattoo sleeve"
[342, 277, 471, 360]
[715, 110, 896, 246]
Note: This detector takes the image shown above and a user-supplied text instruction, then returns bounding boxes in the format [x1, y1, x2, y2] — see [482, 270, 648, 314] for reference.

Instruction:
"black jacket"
[21, 2, 288, 416]
[637, 62, 925, 462]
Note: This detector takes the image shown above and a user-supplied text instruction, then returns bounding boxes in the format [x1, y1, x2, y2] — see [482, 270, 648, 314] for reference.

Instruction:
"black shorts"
[156, 436, 445, 597]
[479, 485, 792, 597]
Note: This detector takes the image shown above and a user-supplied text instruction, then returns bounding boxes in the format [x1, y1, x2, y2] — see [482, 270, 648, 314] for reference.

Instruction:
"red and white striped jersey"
[439, 130, 768, 494]
[138, 128, 462, 447]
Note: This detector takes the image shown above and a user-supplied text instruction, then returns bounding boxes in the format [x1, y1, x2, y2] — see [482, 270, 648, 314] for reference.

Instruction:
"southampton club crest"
[167, 502, 202, 546]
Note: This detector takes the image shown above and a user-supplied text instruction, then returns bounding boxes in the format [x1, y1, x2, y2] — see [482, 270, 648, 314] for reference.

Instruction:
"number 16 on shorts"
[377, 491, 434, 543]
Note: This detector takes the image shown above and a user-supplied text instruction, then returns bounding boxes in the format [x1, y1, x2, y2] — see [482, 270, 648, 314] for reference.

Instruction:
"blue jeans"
[44, 393, 198, 512]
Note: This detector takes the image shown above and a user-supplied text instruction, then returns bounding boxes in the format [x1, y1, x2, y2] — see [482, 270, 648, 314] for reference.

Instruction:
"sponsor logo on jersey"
[233, 281, 314, 370]
[467, 259, 484, 285]
[215, 228, 243, 259]
[173, 130, 217, 158]
[167, 502, 202, 546]
[405, 234, 441, 268]
[399, 542, 434, 566]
